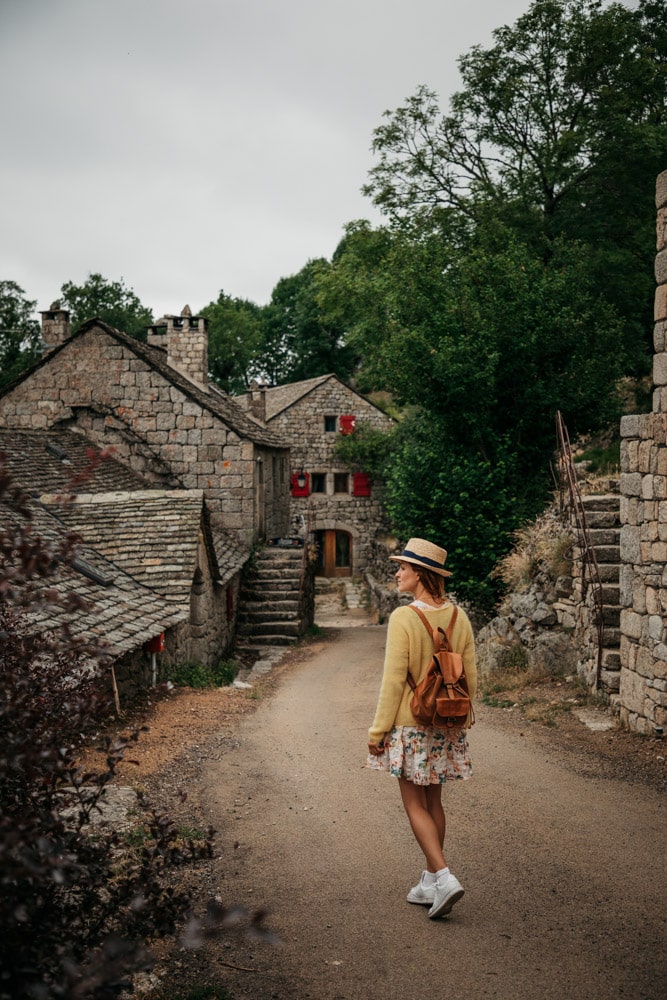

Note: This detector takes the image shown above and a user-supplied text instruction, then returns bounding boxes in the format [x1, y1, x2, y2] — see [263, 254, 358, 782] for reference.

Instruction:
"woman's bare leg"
[425, 784, 446, 870]
[398, 778, 447, 873]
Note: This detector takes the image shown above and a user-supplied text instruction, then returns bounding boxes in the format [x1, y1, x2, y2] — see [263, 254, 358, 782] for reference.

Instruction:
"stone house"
[0, 306, 290, 545]
[236, 374, 395, 577]
[0, 305, 293, 678]
[0, 429, 188, 697]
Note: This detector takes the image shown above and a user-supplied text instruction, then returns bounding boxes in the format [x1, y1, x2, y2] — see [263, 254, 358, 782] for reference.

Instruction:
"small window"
[324, 415, 337, 433]
[311, 473, 326, 493]
[334, 472, 349, 494]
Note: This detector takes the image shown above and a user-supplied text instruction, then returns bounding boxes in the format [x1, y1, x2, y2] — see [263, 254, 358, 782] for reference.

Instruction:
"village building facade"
[236, 374, 395, 577]
[0, 310, 292, 681]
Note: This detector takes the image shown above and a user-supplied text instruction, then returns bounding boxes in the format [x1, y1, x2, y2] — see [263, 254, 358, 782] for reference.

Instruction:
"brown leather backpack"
[406, 606, 474, 729]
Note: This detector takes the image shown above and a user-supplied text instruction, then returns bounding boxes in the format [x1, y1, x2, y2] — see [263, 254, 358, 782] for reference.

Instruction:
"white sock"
[422, 870, 437, 886]
[435, 866, 450, 882]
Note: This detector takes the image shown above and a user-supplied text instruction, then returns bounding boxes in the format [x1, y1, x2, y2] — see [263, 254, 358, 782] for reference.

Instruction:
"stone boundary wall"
[618, 169, 667, 735]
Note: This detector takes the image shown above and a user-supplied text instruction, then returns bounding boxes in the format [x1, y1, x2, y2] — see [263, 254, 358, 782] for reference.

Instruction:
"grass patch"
[577, 439, 621, 475]
[165, 659, 238, 689]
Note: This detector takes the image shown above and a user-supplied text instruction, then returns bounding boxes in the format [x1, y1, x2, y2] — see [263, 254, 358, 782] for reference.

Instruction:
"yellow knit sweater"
[368, 602, 477, 744]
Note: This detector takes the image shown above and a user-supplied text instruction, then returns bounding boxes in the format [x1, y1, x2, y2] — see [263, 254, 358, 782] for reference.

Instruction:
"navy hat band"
[401, 548, 445, 570]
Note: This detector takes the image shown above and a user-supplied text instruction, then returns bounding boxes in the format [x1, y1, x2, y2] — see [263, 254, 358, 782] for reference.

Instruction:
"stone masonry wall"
[0, 326, 289, 544]
[268, 379, 394, 573]
[618, 169, 667, 735]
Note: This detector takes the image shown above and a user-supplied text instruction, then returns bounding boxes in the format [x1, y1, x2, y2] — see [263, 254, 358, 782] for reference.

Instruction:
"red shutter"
[339, 414, 356, 435]
[290, 471, 310, 496]
[352, 472, 371, 496]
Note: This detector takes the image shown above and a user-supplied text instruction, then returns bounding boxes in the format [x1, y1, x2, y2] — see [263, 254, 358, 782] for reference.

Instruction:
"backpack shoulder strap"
[410, 605, 437, 642]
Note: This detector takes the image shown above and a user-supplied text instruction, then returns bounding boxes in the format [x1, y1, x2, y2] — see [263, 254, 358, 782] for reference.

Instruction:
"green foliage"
[166, 659, 238, 689]
[61, 272, 154, 338]
[257, 259, 358, 384]
[383, 415, 528, 611]
[200, 290, 264, 394]
[0, 280, 40, 388]
[577, 439, 621, 474]
[332, 420, 396, 479]
[363, 0, 666, 370]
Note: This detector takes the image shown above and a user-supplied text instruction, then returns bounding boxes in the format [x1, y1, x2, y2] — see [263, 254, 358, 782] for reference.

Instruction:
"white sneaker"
[406, 872, 436, 905]
[428, 871, 464, 919]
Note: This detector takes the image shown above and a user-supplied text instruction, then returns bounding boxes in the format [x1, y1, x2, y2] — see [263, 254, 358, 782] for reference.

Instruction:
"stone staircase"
[235, 546, 313, 657]
[576, 494, 622, 695]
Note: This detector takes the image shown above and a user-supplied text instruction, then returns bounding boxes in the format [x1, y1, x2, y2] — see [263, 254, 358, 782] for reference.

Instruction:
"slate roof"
[234, 373, 392, 423]
[0, 427, 152, 496]
[0, 319, 286, 450]
[40, 489, 215, 609]
[235, 374, 332, 421]
[1, 498, 186, 657]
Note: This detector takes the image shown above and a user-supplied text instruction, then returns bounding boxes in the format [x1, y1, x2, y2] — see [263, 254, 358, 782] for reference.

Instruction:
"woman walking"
[367, 538, 476, 919]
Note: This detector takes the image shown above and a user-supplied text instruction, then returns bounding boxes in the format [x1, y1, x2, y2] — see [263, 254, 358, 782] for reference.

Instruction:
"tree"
[364, 0, 666, 367]
[0, 281, 40, 388]
[201, 290, 264, 394]
[257, 260, 358, 384]
[61, 273, 154, 338]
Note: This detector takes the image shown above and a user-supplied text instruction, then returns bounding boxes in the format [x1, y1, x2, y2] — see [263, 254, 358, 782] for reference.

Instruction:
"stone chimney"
[157, 305, 209, 386]
[248, 379, 267, 422]
[40, 301, 71, 353]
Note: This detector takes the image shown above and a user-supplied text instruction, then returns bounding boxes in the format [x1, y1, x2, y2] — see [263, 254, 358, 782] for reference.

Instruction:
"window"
[334, 472, 349, 494]
[324, 415, 337, 433]
[311, 472, 326, 493]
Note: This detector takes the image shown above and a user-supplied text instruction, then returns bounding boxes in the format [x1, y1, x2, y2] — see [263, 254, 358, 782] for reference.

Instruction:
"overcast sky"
[1, 0, 538, 319]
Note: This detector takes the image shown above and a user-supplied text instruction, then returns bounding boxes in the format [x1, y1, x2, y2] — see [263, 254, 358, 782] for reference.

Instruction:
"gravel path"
[89, 589, 666, 1000]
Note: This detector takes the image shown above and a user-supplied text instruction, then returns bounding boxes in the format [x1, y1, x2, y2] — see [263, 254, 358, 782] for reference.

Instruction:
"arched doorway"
[314, 529, 352, 577]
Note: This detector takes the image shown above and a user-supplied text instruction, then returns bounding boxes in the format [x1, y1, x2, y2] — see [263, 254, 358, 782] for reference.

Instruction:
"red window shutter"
[290, 471, 310, 496]
[353, 472, 371, 496]
[339, 414, 356, 435]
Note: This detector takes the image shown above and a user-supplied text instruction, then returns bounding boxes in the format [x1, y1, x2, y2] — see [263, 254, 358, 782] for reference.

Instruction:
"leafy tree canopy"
[0, 280, 41, 389]
[363, 0, 667, 366]
[257, 259, 359, 385]
[61, 273, 154, 338]
[201, 290, 265, 394]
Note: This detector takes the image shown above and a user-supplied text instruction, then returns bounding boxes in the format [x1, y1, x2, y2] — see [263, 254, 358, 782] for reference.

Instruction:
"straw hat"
[389, 537, 452, 577]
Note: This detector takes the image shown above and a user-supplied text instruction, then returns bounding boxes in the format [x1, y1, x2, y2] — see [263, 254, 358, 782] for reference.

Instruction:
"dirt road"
[197, 623, 666, 1000]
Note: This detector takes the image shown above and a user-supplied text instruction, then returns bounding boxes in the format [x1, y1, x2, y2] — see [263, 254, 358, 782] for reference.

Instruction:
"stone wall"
[618, 170, 667, 735]
[0, 324, 289, 544]
[268, 379, 394, 574]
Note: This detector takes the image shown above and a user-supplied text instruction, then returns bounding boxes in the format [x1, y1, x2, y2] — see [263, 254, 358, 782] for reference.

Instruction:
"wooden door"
[315, 529, 352, 577]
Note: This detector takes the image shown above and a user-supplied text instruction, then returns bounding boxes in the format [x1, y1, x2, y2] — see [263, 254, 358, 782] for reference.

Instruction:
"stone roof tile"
[40, 489, 207, 611]
[0, 428, 152, 496]
[2, 499, 186, 657]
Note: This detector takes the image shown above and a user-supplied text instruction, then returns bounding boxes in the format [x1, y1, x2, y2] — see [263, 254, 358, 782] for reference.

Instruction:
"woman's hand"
[367, 739, 386, 757]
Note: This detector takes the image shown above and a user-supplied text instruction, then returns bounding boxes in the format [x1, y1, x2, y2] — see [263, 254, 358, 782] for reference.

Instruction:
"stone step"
[600, 605, 620, 626]
[597, 564, 620, 582]
[237, 620, 302, 637]
[250, 568, 302, 582]
[238, 600, 300, 614]
[583, 509, 621, 528]
[580, 495, 621, 512]
[256, 550, 303, 564]
[600, 583, 620, 604]
[600, 669, 620, 693]
[240, 587, 300, 602]
[587, 528, 621, 546]
[601, 649, 622, 669]
[602, 626, 621, 646]
[238, 609, 300, 623]
[236, 633, 296, 647]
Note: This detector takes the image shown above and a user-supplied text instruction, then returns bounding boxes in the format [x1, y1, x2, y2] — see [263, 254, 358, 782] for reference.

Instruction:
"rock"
[532, 603, 557, 626]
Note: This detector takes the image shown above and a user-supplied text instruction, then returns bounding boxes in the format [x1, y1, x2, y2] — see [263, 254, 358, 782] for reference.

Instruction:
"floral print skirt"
[366, 725, 472, 786]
